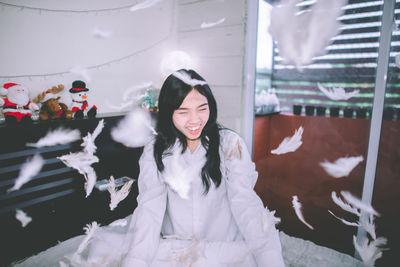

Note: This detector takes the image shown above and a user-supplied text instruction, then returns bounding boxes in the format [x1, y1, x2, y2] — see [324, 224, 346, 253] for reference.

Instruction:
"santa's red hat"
[1, 83, 27, 95]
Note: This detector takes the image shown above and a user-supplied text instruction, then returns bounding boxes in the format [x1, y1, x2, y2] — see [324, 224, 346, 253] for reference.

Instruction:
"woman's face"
[172, 89, 210, 142]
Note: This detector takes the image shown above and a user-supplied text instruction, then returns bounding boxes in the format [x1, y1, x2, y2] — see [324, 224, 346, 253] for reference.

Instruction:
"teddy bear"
[0, 83, 39, 124]
[69, 80, 97, 119]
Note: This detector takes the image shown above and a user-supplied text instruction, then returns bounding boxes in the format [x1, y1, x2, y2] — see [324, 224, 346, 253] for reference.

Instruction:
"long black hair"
[154, 69, 222, 194]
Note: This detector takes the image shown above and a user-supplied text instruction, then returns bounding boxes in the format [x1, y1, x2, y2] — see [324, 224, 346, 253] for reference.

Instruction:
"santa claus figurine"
[0, 83, 39, 124]
[69, 80, 97, 119]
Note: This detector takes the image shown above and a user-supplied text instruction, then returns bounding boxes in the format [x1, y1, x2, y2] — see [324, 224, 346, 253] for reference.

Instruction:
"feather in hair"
[8, 154, 44, 192]
[172, 71, 207, 87]
[108, 176, 134, 211]
[81, 119, 105, 155]
[271, 126, 303, 155]
[292, 195, 314, 230]
[353, 235, 388, 266]
[269, 0, 346, 69]
[317, 83, 360, 101]
[320, 155, 363, 178]
[201, 18, 225, 29]
[130, 0, 162, 12]
[16, 209, 32, 227]
[111, 108, 156, 147]
[26, 128, 81, 148]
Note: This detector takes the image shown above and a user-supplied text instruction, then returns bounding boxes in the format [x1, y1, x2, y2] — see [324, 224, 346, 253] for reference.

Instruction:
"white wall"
[0, 0, 250, 134]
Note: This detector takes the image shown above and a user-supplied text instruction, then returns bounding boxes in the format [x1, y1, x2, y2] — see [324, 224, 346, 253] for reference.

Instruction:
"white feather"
[77, 221, 100, 254]
[26, 128, 81, 148]
[353, 235, 388, 266]
[269, 0, 346, 68]
[263, 208, 281, 233]
[67, 221, 100, 266]
[16, 209, 32, 227]
[172, 71, 207, 87]
[320, 155, 363, 178]
[317, 83, 360, 101]
[360, 213, 377, 240]
[331, 191, 360, 216]
[8, 154, 44, 192]
[108, 176, 134, 211]
[123, 83, 152, 102]
[91, 28, 112, 39]
[69, 66, 91, 82]
[168, 239, 205, 266]
[271, 126, 303, 155]
[341, 191, 379, 217]
[163, 146, 204, 199]
[81, 119, 105, 155]
[111, 108, 156, 147]
[200, 18, 225, 29]
[130, 0, 163, 12]
[59, 261, 69, 267]
[292, 195, 314, 230]
[58, 152, 99, 197]
[328, 210, 359, 227]
[109, 218, 128, 227]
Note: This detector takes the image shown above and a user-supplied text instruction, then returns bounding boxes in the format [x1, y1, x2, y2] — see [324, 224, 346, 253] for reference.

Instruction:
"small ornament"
[69, 80, 97, 119]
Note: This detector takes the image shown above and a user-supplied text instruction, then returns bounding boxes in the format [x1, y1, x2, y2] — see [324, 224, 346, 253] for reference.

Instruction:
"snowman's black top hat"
[69, 80, 89, 93]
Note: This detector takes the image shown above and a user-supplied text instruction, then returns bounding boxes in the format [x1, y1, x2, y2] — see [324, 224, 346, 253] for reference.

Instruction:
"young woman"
[121, 69, 284, 267]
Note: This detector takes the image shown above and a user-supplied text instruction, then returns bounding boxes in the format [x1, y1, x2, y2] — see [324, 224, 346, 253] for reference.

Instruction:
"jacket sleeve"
[121, 141, 167, 267]
[223, 131, 285, 267]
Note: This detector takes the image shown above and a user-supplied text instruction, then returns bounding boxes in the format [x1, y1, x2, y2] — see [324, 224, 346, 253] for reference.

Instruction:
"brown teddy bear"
[39, 96, 72, 120]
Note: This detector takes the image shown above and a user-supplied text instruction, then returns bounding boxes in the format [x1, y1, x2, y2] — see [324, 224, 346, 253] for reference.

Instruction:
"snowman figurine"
[69, 80, 97, 119]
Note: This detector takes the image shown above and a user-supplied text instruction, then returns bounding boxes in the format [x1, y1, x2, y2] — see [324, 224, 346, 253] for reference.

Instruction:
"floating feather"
[130, 0, 163, 12]
[123, 83, 152, 102]
[271, 126, 303, 155]
[108, 176, 134, 211]
[328, 210, 359, 227]
[91, 28, 112, 39]
[225, 135, 242, 160]
[69, 66, 91, 82]
[292, 195, 314, 230]
[200, 18, 225, 29]
[353, 235, 388, 266]
[111, 108, 156, 147]
[168, 239, 205, 266]
[59, 261, 68, 267]
[331, 191, 360, 216]
[320, 155, 363, 178]
[317, 83, 360, 101]
[163, 147, 204, 199]
[26, 128, 81, 148]
[8, 154, 44, 192]
[172, 71, 207, 87]
[16, 209, 32, 227]
[360, 213, 378, 240]
[58, 152, 99, 197]
[263, 208, 281, 233]
[340, 191, 379, 217]
[269, 0, 346, 68]
[81, 119, 105, 155]
[68, 221, 100, 266]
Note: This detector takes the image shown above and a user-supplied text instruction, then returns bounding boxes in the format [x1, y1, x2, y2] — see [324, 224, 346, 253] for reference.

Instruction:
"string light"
[0, 34, 170, 80]
[0, 1, 140, 14]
